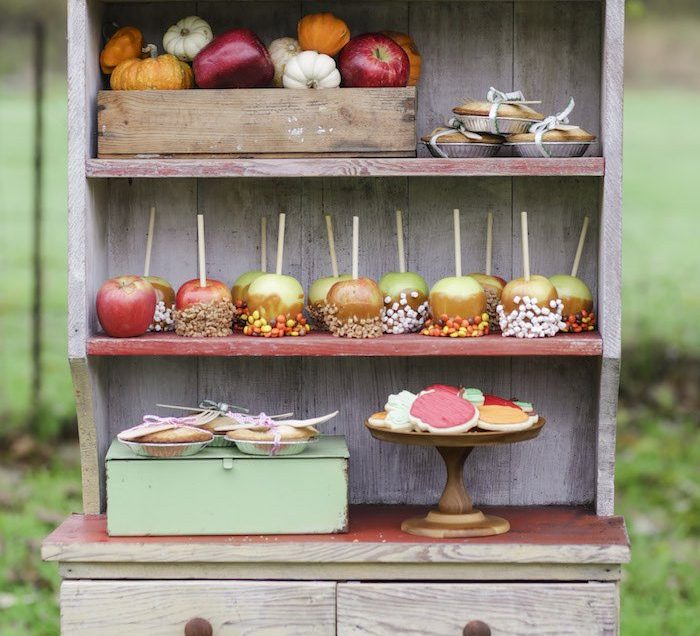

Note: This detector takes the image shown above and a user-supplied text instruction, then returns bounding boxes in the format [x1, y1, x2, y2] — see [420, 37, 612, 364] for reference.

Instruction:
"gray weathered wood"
[337, 582, 619, 635]
[596, 356, 620, 515]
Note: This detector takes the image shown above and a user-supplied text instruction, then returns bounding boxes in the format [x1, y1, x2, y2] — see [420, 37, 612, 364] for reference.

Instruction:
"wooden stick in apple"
[498, 211, 563, 338]
[378, 209, 429, 334]
[308, 214, 350, 327]
[550, 215, 596, 332]
[231, 215, 269, 327]
[469, 212, 506, 332]
[260, 215, 267, 273]
[423, 209, 488, 338]
[326, 215, 383, 338]
[141, 205, 176, 332]
[174, 214, 233, 338]
[244, 212, 307, 337]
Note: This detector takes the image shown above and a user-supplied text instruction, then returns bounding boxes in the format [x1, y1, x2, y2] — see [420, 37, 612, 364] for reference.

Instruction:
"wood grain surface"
[337, 582, 618, 635]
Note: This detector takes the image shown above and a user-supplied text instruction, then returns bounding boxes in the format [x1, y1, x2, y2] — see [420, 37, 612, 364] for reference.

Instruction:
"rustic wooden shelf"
[43, 505, 629, 582]
[85, 157, 605, 179]
[86, 331, 602, 357]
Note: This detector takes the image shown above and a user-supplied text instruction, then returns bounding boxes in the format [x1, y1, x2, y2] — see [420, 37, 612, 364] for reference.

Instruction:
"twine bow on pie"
[428, 118, 484, 158]
[485, 86, 541, 134]
[118, 414, 205, 442]
[528, 97, 577, 158]
[224, 412, 283, 453]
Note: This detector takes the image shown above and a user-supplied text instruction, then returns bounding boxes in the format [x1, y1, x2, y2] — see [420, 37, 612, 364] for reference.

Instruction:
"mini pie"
[136, 426, 213, 444]
[477, 405, 534, 432]
[196, 415, 232, 434]
[453, 99, 545, 121]
[508, 127, 596, 143]
[226, 424, 317, 442]
[421, 128, 504, 145]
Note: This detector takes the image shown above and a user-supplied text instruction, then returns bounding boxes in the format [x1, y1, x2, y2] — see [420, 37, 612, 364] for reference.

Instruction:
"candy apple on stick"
[421, 209, 489, 337]
[232, 216, 267, 329]
[469, 212, 507, 331]
[549, 216, 596, 332]
[244, 213, 308, 337]
[174, 214, 234, 337]
[142, 206, 176, 332]
[326, 216, 383, 338]
[307, 214, 350, 329]
[378, 209, 429, 334]
[497, 211, 564, 338]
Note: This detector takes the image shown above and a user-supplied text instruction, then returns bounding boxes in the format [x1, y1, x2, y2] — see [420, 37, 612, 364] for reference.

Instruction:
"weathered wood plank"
[86, 157, 607, 178]
[86, 331, 604, 356]
[42, 507, 631, 565]
[596, 356, 620, 515]
[97, 89, 416, 157]
[61, 580, 336, 636]
[337, 582, 619, 635]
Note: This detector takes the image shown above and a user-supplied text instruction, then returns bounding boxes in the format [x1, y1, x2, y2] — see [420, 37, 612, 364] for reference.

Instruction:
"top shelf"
[85, 157, 605, 179]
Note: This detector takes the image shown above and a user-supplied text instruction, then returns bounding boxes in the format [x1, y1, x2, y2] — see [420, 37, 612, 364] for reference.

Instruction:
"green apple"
[549, 274, 593, 316]
[231, 270, 265, 303]
[246, 273, 305, 319]
[308, 274, 352, 306]
[379, 271, 429, 309]
[144, 275, 175, 307]
[429, 276, 486, 318]
[501, 275, 558, 313]
[326, 278, 383, 321]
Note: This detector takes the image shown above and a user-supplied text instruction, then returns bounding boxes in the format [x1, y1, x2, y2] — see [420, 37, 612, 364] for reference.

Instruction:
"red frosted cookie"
[483, 394, 521, 410]
[409, 389, 479, 434]
[424, 384, 461, 396]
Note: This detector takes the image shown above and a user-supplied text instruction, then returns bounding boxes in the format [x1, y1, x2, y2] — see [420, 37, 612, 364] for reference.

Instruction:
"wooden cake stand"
[364, 418, 545, 538]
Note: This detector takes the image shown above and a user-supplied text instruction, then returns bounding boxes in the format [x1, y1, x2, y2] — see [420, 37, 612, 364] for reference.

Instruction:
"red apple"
[96, 275, 156, 338]
[338, 33, 409, 88]
[176, 279, 232, 310]
[193, 29, 274, 89]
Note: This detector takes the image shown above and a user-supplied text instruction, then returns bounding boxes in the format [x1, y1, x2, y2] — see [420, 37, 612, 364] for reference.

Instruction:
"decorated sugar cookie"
[482, 394, 521, 409]
[477, 404, 533, 432]
[409, 389, 479, 434]
[462, 387, 485, 406]
[513, 400, 534, 413]
[381, 390, 417, 431]
[424, 384, 460, 395]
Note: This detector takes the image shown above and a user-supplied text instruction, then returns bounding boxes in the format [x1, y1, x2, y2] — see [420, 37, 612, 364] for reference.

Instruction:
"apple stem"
[275, 212, 286, 276]
[352, 215, 359, 280]
[197, 214, 206, 288]
[396, 209, 406, 274]
[521, 211, 530, 282]
[325, 214, 339, 278]
[143, 205, 155, 278]
[571, 215, 590, 278]
[485, 211, 493, 277]
[453, 208, 462, 277]
[261, 216, 267, 273]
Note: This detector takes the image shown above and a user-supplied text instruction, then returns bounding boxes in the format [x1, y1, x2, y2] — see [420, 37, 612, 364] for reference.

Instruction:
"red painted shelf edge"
[85, 157, 605, 179]
[86, 331, 603, 357]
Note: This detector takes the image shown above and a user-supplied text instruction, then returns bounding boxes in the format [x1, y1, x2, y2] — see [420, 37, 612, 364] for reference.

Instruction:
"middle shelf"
[86, 331, 602, 357]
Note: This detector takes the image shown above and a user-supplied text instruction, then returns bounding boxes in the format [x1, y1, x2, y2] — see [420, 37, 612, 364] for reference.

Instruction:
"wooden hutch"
[44, 0, 629, 633]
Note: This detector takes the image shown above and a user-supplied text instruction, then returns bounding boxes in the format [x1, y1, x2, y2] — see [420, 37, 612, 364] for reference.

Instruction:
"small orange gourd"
[110, 46, 194, 90]
[298, 13, 350, 57]
[382, 31, 421, 86]
[100, 26, 145, 75]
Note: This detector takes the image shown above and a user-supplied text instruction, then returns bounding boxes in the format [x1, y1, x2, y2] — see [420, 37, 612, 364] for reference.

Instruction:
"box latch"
[222, 458, 234, 471]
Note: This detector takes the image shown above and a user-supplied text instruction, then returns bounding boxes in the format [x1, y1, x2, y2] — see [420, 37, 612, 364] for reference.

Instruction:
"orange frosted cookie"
[477, 405, 532, 432]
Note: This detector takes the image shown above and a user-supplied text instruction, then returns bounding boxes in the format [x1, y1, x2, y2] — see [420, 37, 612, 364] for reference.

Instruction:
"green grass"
[1, 85, 699, 634]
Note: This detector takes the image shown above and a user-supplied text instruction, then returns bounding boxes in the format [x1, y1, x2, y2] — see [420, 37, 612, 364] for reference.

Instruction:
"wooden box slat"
[97, 88, 416, 158]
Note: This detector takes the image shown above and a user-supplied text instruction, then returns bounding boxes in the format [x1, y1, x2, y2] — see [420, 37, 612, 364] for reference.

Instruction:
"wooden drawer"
[337, 582, 618, 636]
[61, 580, 335, 635]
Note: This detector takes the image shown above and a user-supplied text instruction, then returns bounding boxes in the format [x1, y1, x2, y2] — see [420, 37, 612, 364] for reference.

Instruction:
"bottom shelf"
[43, 506, 629, 581]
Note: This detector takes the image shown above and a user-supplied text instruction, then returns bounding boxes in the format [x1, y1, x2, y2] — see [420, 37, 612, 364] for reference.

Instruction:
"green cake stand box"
[106, 436, 349, 536]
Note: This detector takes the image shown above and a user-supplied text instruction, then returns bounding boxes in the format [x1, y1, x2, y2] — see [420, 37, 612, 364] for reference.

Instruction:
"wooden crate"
[97, 88, 416, 158]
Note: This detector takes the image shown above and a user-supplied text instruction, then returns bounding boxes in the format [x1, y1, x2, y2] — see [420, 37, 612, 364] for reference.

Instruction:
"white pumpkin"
[282, 51, 341, 89]
[163, 16, 213, 62]
[269, 37, 302, 88]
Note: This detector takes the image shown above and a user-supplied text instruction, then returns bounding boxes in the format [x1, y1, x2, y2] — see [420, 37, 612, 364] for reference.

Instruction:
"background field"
[1, 7, 699, 636]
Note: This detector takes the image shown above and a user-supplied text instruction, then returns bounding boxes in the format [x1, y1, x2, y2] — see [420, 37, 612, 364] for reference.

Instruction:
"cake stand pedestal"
[365, 418, 545, 538]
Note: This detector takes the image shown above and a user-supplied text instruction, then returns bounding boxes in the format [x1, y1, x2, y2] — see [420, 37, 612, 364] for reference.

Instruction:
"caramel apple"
[243, 213, 309, 337]
[421, 209, 489, 338]
[173, 215, 235, 337]
[232, 217, 268, 329]
[496, 212, 564, 338]
[141, 207, 176, 332]
[145, 275, 176, 307]
[379, 210, 429, 334]
[325, 216, 383, 338]
[549, 216, 596, 333]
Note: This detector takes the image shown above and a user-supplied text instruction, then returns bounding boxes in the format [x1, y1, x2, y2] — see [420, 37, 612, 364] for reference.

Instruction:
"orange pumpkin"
[298, 13, 350, 57]
[383, 31, 421, 86]
[100, 26, 145, 74]
[111, 46, 193, 90]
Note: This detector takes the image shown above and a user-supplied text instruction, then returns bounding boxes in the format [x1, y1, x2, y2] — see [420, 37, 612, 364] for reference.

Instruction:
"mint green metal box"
[106, 436, 348, 536]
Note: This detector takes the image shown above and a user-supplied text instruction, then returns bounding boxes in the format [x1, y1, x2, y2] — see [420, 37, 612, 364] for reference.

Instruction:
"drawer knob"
[463, 620, 491, 636]
[185, 617, 213, 636]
